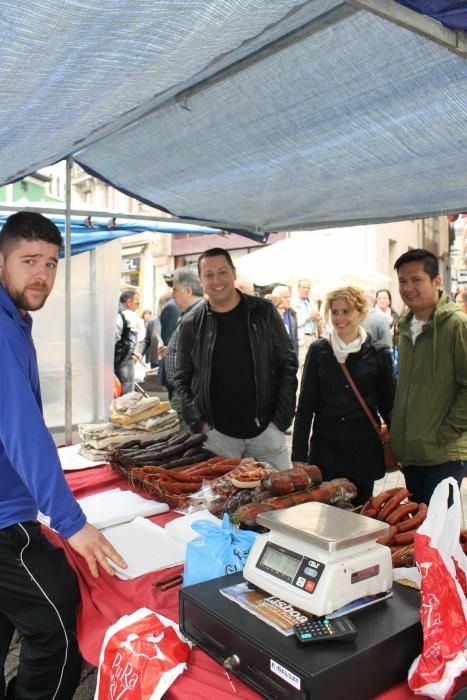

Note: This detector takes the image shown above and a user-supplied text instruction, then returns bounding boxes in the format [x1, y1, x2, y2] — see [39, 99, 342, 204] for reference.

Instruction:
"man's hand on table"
[67, 522, 128, 578]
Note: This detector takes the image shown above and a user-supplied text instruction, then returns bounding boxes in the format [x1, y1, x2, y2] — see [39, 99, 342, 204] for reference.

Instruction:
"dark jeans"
[170, 390, 187, 433]
[0, 522, 82, 700]
[403, 460, 465, 505]
[115, 357, 135, 395]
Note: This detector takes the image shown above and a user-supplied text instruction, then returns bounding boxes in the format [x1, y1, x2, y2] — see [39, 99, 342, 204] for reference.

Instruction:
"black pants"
[403, 461, 465, 505]
[0, 522, 82, 700]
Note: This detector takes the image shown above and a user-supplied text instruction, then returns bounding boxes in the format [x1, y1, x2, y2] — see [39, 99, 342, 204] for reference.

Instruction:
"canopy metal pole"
[64, 157, 73, 444]
[89, 247, 100, 421]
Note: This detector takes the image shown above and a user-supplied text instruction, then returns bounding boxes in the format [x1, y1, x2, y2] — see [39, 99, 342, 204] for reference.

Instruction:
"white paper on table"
[393, 566, 421, 588]
[77, 488, 169, 530]
[58, 443, 106, 471]
[164, 509, 221, 545]
[102, 517, 186, 579]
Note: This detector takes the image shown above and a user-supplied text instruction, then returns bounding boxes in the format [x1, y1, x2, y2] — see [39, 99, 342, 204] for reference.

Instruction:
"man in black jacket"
[174, 248, 297, 470]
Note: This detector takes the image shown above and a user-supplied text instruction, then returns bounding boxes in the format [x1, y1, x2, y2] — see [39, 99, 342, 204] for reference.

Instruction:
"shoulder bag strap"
[338, 362, 381, 437]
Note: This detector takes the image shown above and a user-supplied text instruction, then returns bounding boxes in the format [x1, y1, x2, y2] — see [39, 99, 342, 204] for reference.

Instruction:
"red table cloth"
[42, 464, 464, 699]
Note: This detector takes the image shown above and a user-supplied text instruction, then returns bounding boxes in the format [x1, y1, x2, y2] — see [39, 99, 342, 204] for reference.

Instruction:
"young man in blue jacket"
[0, 212, 126, 700]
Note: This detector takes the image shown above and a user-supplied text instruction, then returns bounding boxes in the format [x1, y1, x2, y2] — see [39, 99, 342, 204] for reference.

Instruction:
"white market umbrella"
[235, 235, 391, 291]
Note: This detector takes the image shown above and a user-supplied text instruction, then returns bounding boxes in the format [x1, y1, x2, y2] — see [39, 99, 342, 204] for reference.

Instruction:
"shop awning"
[0, 213, 267, 255]
[1, 1, 467, 233]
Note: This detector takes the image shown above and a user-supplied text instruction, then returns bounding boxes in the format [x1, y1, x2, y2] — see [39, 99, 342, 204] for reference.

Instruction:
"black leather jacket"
[174, 293, 298, 433]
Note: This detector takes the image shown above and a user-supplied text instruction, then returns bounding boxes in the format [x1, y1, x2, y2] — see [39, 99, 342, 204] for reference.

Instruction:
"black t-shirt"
[210, 298, 263, 438]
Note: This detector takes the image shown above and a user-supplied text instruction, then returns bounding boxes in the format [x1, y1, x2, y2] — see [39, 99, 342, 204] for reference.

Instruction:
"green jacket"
[390, 292, 467, 465]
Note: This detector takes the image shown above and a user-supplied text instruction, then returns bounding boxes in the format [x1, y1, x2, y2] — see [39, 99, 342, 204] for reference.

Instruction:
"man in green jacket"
[391, 249, 467, 504]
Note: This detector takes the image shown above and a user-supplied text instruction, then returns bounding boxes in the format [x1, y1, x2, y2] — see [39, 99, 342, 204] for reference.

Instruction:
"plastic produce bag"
[183, 513, 258, 586]
[408, 478, 467, 700]
[94, 608, 191, 700]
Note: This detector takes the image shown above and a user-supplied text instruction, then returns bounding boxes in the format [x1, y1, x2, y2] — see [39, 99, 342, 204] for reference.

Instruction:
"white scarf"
[330, 326, 367, 364]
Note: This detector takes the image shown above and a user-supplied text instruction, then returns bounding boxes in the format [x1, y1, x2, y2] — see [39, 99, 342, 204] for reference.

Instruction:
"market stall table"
[42, 464, 463, 699]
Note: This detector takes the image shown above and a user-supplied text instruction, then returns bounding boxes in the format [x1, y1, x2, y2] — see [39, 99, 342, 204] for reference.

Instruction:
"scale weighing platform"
[243, 502, 393, 617]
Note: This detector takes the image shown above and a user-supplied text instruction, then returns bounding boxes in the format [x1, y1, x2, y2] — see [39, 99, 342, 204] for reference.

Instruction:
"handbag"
[338, 362, 400, 473]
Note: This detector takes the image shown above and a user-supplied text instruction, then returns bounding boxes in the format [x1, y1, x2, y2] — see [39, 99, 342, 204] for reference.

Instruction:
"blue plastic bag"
[183, 514, 258, 587]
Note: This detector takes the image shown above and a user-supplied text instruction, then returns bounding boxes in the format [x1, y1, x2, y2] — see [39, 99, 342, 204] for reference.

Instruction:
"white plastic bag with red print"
[408, 478, 467, 700]
[94, 608, 192, 700]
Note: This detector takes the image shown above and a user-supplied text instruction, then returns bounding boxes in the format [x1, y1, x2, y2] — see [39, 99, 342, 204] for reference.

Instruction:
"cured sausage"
[360, 496, 376, 516]
[256, 479, 355, 510]
[377, 488, 409, 521]
[361, 507, 378, 518]
[386, 501, 419, 526]
[166, 431, 191, 446]
[234, 479, 357, 527]
[372, 487, 404, 512]
[303, 465, 323, 485]
[234, 503, 276, 528]
[393, 530, 415, 546]
[396, 503, 428, 532]
[260, 467, 312, 496]
[118, 439, 143, 450]
[376, 526, 397, 546]
[156, 480, 201, 493]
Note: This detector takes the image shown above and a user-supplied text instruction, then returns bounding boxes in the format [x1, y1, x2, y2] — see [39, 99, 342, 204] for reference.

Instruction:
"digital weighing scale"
[243, 502, 393, 617]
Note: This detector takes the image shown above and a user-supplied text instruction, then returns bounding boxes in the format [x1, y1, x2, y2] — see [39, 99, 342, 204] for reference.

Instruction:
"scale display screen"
[258, 543, 302, 582]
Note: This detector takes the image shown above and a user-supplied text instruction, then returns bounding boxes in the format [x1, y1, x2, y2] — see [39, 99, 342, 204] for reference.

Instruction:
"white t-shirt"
[115, 308, 139, 342]
[410, 317, 426, 345]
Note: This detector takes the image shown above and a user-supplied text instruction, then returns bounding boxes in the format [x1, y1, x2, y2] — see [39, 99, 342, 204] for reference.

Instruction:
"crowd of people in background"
[114, 247, 465, 512]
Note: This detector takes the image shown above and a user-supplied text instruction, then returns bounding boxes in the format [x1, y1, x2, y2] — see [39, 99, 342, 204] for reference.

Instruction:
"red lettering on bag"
[97, 612, 191, 699]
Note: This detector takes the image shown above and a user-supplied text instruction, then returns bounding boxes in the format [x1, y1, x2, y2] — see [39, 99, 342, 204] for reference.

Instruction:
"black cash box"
[179, 572, 422, 700]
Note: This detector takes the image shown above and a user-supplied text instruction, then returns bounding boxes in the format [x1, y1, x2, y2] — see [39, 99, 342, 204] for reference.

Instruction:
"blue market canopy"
[1, 1, 467, 233]
[0, 213, 268, 255]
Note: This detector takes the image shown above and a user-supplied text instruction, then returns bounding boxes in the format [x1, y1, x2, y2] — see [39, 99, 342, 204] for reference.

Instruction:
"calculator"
[293, 616, 357, 643]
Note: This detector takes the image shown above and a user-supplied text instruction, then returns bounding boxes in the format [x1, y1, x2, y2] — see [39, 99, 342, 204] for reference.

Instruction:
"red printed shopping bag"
[94, 608, 191, 700]
[408, 478, 467, 700]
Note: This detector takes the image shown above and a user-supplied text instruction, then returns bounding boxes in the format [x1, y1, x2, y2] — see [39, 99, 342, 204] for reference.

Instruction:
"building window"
[422, 218, 439, 246]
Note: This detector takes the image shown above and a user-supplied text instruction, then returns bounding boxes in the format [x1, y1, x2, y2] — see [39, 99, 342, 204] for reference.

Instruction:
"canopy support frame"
[68, 3, 357, 156]
[349, 0, 467, 56]
[64, 157, 73, 444]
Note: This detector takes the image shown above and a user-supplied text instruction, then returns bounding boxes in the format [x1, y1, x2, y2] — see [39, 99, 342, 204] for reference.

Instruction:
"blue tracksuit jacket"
[0, 285, 85, 538]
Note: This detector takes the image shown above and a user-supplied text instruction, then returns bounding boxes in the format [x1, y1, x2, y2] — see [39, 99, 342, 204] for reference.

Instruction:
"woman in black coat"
[292, 286, 395, 506]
